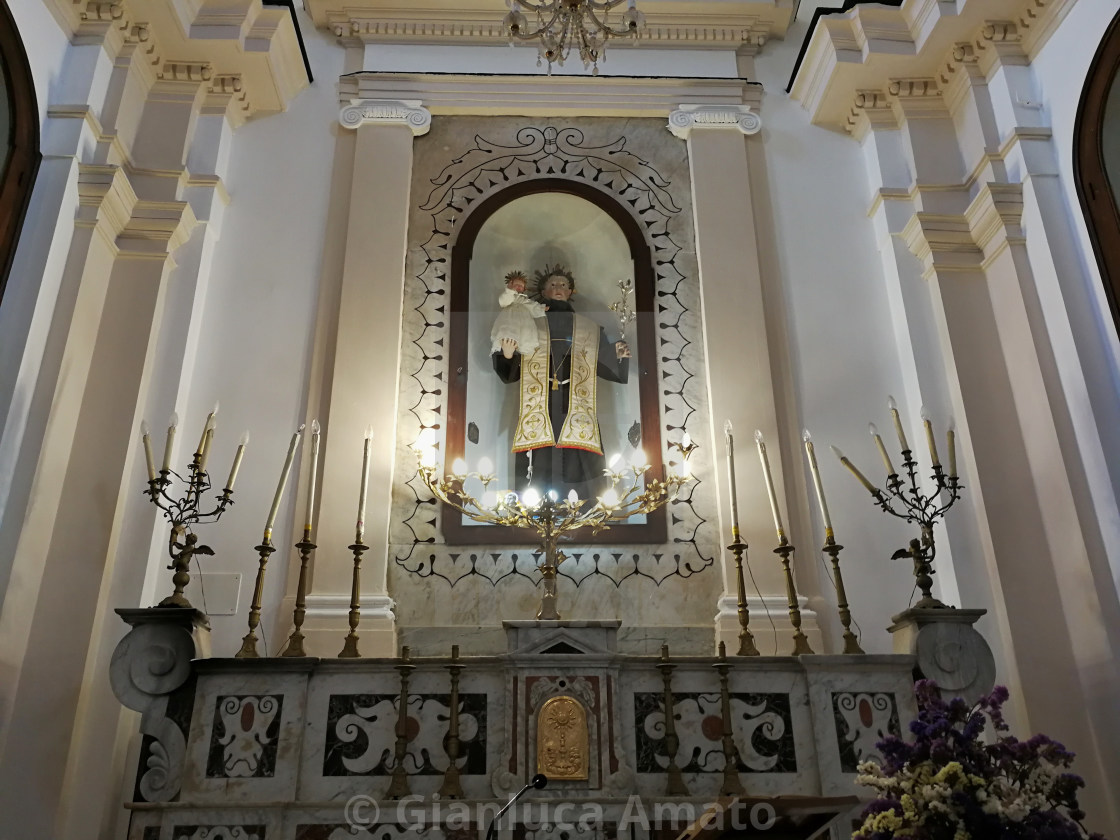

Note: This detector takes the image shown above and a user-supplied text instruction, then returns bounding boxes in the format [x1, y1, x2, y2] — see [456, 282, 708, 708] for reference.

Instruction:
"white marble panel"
[802, 654, 917, 797]
[181, 663, 313, 804]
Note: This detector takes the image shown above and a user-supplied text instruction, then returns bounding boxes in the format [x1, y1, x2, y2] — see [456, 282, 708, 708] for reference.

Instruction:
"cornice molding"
[337, 73, 760, 118]
[45, 0, 309, 119]
[305, 0, 795, 50]
[790, 0, 1076, 133]
[668, 104, 761, 139]
[339, 99, 433, 134]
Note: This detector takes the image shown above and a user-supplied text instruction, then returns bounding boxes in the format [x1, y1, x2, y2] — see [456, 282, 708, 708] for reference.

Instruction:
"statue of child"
[489, 269, 547, 356]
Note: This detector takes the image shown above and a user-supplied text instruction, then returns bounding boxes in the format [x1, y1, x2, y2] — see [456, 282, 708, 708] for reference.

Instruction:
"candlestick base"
[821, 540, 865, 655]
[338, 542, 367, 658]
[727, 540, 760, 657]
[774, 541, 815, 656]
[279, 539, 316, 658]
[235, 542, 275, 659]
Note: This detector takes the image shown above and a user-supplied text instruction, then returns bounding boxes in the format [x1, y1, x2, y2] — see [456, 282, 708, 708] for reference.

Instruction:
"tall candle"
[755, 429, 785, 540]
[869, 423, 895, 475]
[723, 420, 741, 538]
[263, 424, 304, 544]
[304, 420, 321, 537]
[802, 430, 833, 537]
[225, 431, 249, 491]
[887, 395, 909, 451]
[831, 445, 878, 495]
[947, 420, 957, 478]
[921, 406, 940, 466]
[161, 412, 178, 473]
[140, 421, 156, 481]
[196, 402, 219, 456]
[198, 419, 215, 474]
[356, 426, 373, 543]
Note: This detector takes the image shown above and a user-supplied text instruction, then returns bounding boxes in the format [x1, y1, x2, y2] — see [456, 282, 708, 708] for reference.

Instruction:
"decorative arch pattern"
[391, 124, 715, 589]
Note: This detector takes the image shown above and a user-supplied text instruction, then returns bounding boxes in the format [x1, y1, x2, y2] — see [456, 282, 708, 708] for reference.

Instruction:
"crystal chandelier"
[502, 0, 647, 74]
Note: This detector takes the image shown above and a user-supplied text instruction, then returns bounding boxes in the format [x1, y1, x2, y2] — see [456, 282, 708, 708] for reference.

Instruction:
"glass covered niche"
[445, 185, 666, 545]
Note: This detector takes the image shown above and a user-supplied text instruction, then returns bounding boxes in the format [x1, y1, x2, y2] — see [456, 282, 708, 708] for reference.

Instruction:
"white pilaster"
[669, 103, 823, 654]
[299, 100, 431, 655]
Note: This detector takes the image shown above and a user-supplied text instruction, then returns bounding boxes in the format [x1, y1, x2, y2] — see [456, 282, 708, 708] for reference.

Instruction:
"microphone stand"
[485, 774, 548, 840]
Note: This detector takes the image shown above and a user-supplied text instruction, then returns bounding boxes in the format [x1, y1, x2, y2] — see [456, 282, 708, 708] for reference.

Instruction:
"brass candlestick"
[821, 538, 864, 654]
[235, 541, 275, 658]
[774, 539, 814, 656]
[144, 453, 234, 609]
[338, 540, 367, 658]
[278, 534, 315, 657]
[837, 410, 963, 609]
[415, 436, 696, 621]
[439, 645, 465, 798]
[386, 646, 414, 799]
[657, 645, 689, 796]
[714, 642, 744, 796]
[728, 539, 760, 656]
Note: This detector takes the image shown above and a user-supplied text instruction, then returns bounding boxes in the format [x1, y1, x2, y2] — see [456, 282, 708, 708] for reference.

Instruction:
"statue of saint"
[492, 264, 631, 499]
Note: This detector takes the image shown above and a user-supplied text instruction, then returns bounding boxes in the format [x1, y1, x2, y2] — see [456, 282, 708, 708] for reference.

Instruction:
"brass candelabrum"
[836, 413, 962, 610]
[414, 437, 696, 621]
[144, 455, 233, 609]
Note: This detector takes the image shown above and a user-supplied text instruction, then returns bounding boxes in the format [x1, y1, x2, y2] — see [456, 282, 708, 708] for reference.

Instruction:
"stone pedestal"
[888, 606, 995, 705]
[503, 619, 621, 655]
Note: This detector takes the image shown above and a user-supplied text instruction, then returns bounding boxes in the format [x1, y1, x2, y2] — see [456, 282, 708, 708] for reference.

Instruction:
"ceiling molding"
[305, 0, 796, 50]
[338, 72, 760, 118]
[44, 0, 309, 119]
[789, 0, 1076, 133]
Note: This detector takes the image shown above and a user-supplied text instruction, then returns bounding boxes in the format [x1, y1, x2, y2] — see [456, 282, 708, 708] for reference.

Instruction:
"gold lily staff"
[802, 430, 833, 541]
[356, 425, 373, 543]
[887, 395, 908, 451]
[724, 421, 741, 539]
[263, 424, 304, 544]
[754, 429, 785, 541]
[303, 420, 321, 539]
[830, 445, 878, 495]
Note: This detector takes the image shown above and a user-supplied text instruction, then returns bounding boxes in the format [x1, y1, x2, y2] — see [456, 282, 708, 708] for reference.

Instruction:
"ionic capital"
[339, 99, 432, 135]
[668, 104, 761, 140]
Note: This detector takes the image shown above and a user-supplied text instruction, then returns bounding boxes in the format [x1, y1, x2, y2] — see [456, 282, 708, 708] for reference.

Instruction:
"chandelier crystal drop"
[502, 0, 646, 74]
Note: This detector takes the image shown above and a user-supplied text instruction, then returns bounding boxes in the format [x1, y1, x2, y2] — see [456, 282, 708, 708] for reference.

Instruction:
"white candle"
[869, 423, 895, 475]
[263, 424, 304, 544]
[196, 402, 219, 456]
[887, 395, 909, 451]
[140, 421, 156, 481]
[831, 445, 878, 495]
[755, 429, 785, 540]
[921, 406, 940, 466]
[356, 426, 373, 543]
[724, 420, 741, 538]
[161, 412, 178, 473]
[947, 420, 957, 478]
[198, 418, 215, 474]
[802, 430, 833, 536]
[225, 431, 249, 491]
[304, 420, 321, 536]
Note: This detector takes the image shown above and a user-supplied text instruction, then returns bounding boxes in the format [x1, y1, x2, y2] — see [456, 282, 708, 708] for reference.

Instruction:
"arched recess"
[0, 0, 40, 304]
[1075, 5, 1120, 329]
[445, 177, 666, 545]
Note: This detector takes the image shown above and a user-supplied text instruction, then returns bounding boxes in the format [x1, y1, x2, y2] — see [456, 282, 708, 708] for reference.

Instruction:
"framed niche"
[444, 179, 667, 545]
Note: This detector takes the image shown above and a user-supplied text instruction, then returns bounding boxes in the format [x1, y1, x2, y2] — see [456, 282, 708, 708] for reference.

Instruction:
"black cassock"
[492, 299, 629, 499]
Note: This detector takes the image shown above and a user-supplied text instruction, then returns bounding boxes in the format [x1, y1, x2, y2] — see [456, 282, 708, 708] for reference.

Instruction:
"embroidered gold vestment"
[512, 314, 602, 455]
